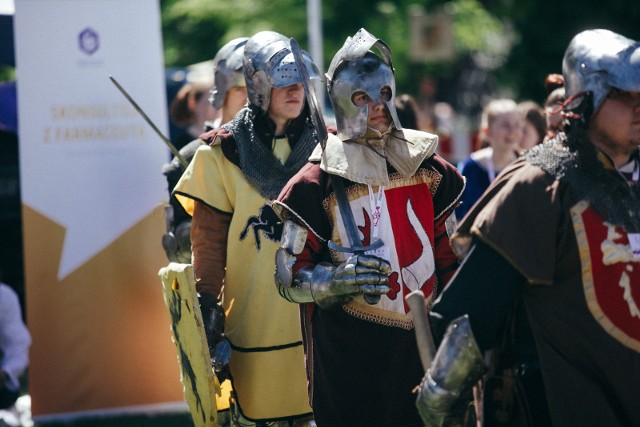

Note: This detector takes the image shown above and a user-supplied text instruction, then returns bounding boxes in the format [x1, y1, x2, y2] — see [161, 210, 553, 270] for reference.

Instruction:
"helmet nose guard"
[563, 29, 640, 118]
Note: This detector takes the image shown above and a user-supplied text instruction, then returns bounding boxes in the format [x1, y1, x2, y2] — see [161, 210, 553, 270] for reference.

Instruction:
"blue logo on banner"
[78, 28, 99, 55]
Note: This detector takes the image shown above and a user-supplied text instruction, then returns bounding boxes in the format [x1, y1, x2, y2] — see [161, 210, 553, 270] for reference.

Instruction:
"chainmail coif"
[523, 130, 640, 233]
[223, 105, 319, 200]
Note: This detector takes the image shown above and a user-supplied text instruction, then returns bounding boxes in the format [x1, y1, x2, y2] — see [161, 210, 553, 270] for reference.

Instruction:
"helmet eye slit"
[380, 86, 392, 102]
[351, 91, 371, 107]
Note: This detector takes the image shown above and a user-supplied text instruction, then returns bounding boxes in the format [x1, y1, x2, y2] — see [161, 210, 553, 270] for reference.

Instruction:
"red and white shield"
[572, 201, 640, 353]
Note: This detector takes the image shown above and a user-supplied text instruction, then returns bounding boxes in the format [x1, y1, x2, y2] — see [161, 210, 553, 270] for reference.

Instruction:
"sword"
[405, 289, 437, 372]
[109, 75, 188, 168]
[289, 38, 328, 149]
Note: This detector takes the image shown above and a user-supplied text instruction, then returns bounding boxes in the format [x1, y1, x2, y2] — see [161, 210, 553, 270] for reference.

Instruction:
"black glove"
[199, 293, 231, 382]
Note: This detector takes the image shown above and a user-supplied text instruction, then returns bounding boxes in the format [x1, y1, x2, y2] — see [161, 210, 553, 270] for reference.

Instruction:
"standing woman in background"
[518, 100, 546, 150]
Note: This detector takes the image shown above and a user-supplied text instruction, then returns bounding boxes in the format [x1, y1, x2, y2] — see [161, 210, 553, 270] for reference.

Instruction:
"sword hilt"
[328, 239, 385, 305]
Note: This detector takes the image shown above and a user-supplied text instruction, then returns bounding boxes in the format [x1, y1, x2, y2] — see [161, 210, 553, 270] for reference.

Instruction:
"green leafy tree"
[160, 0, 640, 107]
[482, 0, 640, 103]
[161, 0, 309, 66]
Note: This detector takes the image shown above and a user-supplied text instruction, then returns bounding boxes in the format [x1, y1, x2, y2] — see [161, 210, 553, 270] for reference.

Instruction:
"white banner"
[14, 0, 184, 416]
[15, 0, 169, 280]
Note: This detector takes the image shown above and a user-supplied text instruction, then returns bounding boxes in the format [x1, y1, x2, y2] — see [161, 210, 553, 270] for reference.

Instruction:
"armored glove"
[161, 204, 192, 264]
[275, 220, 392, 308]
[198, 293, 231, 382]
[305, 253, 392, 309]
[416, 315, 486, 427]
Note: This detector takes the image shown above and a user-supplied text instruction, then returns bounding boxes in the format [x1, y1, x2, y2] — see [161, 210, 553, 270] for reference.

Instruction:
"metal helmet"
[210, 37, 249, 109]
[326, 28, 402, 141]
[242, 31, 320, 113]
[563, 29, 640, 119]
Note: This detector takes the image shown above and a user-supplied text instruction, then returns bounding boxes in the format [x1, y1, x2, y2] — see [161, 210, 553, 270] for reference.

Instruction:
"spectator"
[455, 98, 523, 220]
[544, 78, 566, 142]
[395, 93, 420, 130]
[518, 100, 546, 149]
[169, 82, 219, 151]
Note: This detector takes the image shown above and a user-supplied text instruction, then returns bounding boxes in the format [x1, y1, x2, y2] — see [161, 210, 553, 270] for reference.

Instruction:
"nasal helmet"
[210, 37, 249, 109]
[243, 31, 320, 113]
[563, 29, 640, 121]
[326, 28, 402, 140]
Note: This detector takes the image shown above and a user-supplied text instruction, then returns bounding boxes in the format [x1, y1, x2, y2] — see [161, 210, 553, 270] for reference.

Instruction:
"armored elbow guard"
[275, 219, 327, 306]
[416, 315, 486, 427]
[275, 220, 310, 297]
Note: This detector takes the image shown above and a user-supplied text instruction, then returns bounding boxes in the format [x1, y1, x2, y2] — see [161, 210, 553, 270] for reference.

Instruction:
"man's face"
[589, 88, 640, 164]
[351, 86, 392, 134]
[268, 83, 304, 131]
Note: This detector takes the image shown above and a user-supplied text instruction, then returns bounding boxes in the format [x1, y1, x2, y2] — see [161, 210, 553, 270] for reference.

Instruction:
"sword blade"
[289, 38, 328, 150]
[109, 75, 188, 168]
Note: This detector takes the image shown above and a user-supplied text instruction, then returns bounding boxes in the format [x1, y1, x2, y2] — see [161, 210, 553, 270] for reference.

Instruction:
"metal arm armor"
[275, 244, 350, 309]
[274, 220, 315, 303]
[416, 315, 486, 426]
[274, 220, 391, 309]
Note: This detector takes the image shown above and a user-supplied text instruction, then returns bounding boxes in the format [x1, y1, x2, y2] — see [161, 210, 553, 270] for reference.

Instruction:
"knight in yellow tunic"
[173, 31, 320, 425]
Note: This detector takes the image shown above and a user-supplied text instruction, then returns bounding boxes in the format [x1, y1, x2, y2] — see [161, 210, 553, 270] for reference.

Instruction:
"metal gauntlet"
[416, 315, 486, 427]
[275, 220, 391, 309]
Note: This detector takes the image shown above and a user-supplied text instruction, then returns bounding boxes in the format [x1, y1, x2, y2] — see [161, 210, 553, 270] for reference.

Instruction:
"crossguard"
[327, 238, 384, 254]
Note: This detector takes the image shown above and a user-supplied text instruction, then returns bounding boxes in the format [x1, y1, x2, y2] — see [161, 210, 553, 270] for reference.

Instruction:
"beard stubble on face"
[590, 118, 640, 164]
